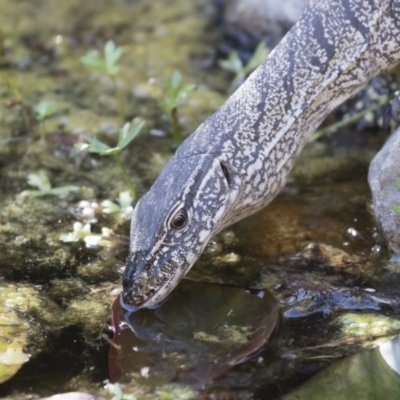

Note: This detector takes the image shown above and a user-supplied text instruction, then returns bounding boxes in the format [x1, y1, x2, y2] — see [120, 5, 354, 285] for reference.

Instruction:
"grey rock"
[368, 127, 400, 256]
[224, 0, 309, 42]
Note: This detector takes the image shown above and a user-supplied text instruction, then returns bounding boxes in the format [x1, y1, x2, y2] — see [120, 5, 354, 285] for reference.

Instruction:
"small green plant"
[159, 70, 196, 145]
[76, 119, 144, 201]
[392, 181, 400, 213]
[219, 41, 268, 89]
[59, 222, 115, 249]
[20, 171, 79, 197]
[35, 101, 57, 141]
[81, 40, 126, 119]
[101, 191, 134, 220]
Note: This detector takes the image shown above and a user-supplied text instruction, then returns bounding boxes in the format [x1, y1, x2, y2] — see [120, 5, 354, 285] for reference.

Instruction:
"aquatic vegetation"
[20, 171, 79, 198]
[76, 119, 145, 201]
[101, 191, 134, 220]
[76, 200, 102, 223]
[81, 40, 126, 119]
[218, 41, 268, 89]
[159, 70, 196, 145]
[35, 100, 57, 141]
[59, 222, 114, 249]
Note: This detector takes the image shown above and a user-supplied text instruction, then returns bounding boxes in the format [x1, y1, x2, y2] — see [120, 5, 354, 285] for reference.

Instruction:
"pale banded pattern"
[123, 0, 400, 308]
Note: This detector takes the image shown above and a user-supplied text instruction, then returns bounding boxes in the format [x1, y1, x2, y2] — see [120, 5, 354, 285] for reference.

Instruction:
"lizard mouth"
[122, 252, 192, 310]
[121, 271, 184, 311]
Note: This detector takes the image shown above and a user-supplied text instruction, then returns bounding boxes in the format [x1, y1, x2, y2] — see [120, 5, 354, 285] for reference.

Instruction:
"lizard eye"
[170, 208, 188, 230]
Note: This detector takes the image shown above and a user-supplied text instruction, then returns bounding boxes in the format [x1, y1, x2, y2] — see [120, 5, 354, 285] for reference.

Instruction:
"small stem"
[310, 95, 390, 141]
[111, 75, 126, 121]
[39, 120, 45, 142]
[113, 152, 136, 201]
[171, 107, 182, 144]
[20, 103, 34, 137]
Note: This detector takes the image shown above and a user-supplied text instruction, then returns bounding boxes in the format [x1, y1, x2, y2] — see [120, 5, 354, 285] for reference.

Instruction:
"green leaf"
[180, 83, 196, 95]
[243, 41, 268, 74]
[177, 83, 196, 102]
[48, 186, 79, 196]
[80, 51, 106, 71]
[117, 119, 145, 149]
[35, 101, 57, 121]
[20, 189, 49, 198]
[27, 171, 51, 191]
[101, 200, 121, 214]
[104, 40, 122, 76]
[21, 172, 78, 197]
[396, 181, 400, 190]
[102, 147, 120, 156]
[218, 51, 243, 74]
[78, 137, 111, 154]
[170, 70, 182, 91]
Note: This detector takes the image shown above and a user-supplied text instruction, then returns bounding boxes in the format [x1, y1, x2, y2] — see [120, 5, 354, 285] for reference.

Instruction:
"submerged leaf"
[109, 280, 279, 386]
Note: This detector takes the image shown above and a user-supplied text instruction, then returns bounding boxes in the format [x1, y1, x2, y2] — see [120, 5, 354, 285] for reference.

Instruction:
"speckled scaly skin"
[123, 0, 400, 308]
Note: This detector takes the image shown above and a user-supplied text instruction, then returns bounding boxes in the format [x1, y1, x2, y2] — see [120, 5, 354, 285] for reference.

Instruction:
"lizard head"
[122, 150, 240, 309]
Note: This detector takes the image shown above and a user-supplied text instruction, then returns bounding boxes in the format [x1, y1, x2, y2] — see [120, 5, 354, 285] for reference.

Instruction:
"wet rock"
[281, 279, 395, 319]
[368, 127, 400, 256]
[0, 282, 64, 372]
[212, 252, 241, 267]
[76, 257, 123, 283]
[338, 313, 400, 342]
[0, 301, 30, 384]
[64, 287, 116, 339]
[47, 278, 91, 305]
[300, 243, 363, 269]
[283, 344, 400, 400]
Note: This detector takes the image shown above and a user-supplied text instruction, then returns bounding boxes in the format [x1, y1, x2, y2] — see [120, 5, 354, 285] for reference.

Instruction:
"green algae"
[337, 313, 400, 346]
